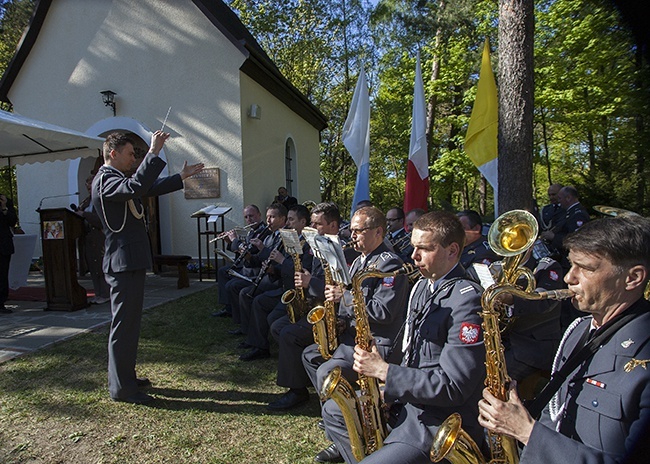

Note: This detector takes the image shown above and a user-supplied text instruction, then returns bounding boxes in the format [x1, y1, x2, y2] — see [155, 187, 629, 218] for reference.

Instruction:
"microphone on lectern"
[36, 192, 79, 212]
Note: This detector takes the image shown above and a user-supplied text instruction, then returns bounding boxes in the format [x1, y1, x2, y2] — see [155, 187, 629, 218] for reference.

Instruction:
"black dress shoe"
[314, 443, 343, 463]
[239, 348, 270, 361]
[112, 391, 153, 405]
[0, 306, 13, 314]
[317, 419, 325, 431]
[136, 377, 152, 388]
[267, 389, 309, 411]
[211, 309, 232, 318]
[237, 341, 252, 349]
[228, 328, 244, 335]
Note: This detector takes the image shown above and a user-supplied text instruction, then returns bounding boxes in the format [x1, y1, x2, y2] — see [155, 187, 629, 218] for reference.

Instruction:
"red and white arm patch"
[382, 276, 395, 287]
[459, 322, 481, 344]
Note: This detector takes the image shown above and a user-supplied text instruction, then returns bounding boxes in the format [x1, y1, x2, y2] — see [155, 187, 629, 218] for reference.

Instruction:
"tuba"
[320, 264, 413, 461]
[431, 210, 573, 464]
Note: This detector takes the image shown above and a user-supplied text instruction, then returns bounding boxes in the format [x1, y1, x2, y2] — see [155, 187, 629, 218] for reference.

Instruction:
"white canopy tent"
[0, 109, 103, 168]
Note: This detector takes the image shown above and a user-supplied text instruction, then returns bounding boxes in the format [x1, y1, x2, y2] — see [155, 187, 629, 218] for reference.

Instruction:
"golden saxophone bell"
[430, 413, 486, 464]
[488, 210, 538, 257]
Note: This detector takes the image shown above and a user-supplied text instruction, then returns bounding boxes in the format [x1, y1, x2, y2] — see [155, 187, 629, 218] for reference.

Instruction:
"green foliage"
[534, 0, 650, 214]
[3, 0, 647, 217]
[1, 0, 35, 109]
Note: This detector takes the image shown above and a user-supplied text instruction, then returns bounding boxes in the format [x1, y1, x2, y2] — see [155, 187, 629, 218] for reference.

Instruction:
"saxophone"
[282, 247, 309, 323]
[307, 260, 339, 359]
[430, 210, 573, 464]
[320, 264, 411, 461]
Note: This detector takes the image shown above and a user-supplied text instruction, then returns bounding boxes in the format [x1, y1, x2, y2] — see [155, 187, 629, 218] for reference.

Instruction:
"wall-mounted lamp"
[100, 90, 116, 116]
[247, 104, 261, 119]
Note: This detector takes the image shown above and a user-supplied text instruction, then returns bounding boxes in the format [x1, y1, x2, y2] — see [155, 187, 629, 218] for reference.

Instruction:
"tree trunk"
[497, 0, 534, 215]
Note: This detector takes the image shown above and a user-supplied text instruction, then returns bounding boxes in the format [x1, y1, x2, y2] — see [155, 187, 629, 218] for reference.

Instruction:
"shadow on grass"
[144, 386, 321, 417]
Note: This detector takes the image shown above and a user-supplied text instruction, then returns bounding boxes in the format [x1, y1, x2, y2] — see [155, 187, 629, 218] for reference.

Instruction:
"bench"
[153, 255, 192, 289]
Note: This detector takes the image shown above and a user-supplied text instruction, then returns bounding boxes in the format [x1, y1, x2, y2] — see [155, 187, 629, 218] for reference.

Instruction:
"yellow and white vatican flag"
[465, 39, 498, 190]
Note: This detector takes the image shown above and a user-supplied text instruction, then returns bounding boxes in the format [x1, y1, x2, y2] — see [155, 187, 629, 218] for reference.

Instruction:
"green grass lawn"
[0, 287, 329, 463]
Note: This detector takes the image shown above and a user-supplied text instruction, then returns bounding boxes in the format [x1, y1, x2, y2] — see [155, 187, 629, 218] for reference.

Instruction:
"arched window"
[284, 138, 297, 196]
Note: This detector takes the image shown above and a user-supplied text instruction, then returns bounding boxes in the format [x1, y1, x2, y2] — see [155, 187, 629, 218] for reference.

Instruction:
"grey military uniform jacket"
[501, 256, 564, 371]
[92, 154, 182, 273]
[382, 264, 486, 452]
[338, 242, 410, 350]
[522, 299, 650, 463]
[540, 203, 565, 232]
[461, 235, 499, 269]
[550, 202, 590, 251]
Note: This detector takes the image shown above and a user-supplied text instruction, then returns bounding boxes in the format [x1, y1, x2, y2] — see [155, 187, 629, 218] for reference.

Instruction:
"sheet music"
[302, 227, 319, 250]
[280, 229, 303, 255]
[314, 234, 350, 286]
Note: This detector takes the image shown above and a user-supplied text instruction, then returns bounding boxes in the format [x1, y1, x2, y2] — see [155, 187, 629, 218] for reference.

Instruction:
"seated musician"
[457, 209, 499, 269]
[304, 206, 410, 462]
[226, 204, 287, 335]
[491, 247, 565, 383]
[267, 201, 342, 410]
[386, 207, 413, 264]
[479, 215, 650, 464]
[320, 211, 486, 464]
[213, 204, 265, 318]
[238, 204, 311, 361]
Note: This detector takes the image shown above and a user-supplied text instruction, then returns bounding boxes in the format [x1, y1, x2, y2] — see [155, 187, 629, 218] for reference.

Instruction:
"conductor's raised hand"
[149, 130, 170, 155]
[180, 161, 205, 180]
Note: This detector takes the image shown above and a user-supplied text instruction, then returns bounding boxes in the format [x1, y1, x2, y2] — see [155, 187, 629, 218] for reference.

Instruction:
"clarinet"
[230, 224, 271, 269]
[247, 241, 284, 298]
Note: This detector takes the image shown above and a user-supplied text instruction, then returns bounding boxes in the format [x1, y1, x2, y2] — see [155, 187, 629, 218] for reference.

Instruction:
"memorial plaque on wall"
[184, 167, 220, 199]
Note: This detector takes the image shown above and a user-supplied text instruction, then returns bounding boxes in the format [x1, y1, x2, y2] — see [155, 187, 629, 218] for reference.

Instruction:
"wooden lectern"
[39, 208, 89, 311]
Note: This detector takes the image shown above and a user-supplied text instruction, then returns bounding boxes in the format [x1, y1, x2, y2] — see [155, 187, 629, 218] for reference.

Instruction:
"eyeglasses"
[386, 218, 403, 222]
[350, 227, 373, 235]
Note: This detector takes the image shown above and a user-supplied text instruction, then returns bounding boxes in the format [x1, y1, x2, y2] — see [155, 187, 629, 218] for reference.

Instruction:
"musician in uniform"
[305, 206, 410, 462]
[238, 204, 311, 361]
[539, 185, 590, 263]
[457, 210, 499, 270]
[226, 204, 286, 335]
[320, 211, 486, 463]
[213, 205, 264, 318]
[405, 208, 426, 233]
[479, 215, 650, 464]
[539, 183, 565, 234]
[267, 202, 341, 410]
[492, 252, 564, 382]
[540, 186, 590, 329]
[386, 207, 413, 264]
